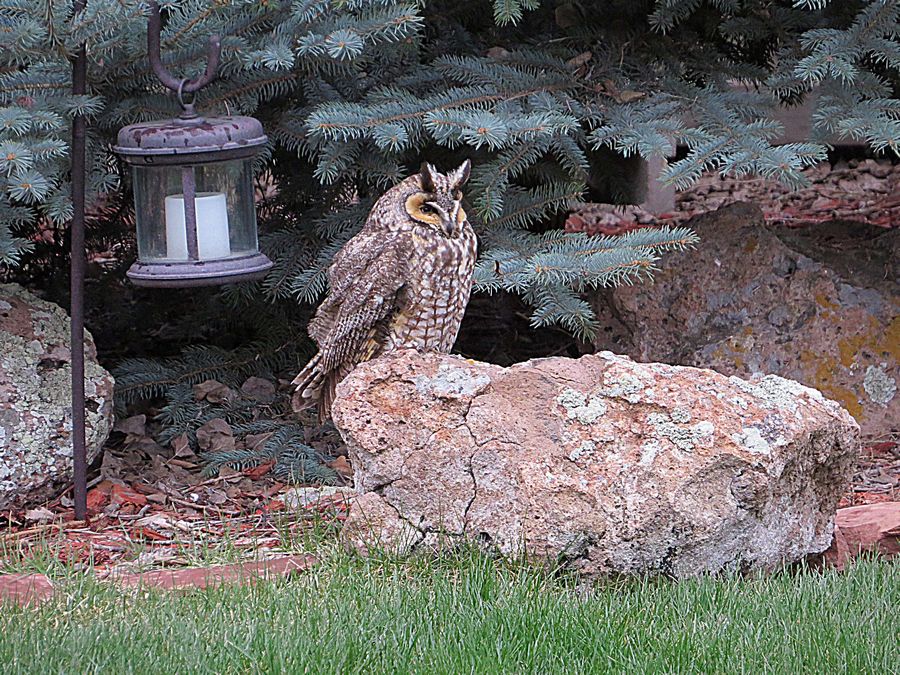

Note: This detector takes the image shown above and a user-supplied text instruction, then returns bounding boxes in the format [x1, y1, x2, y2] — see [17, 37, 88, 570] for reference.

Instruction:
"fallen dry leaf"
[241, 377, 276, 403]
[206, 488, 228, 506]
[196, 418, 235, 453]
[193, 379, 233, 404]
[168, 458, 199, 469]
[24, 507, 56, 523]
[566, 51, 592, 68]
[110, 484, 148, 507]
[172, 433, 196, 458]
[244, 461, 275, 480]
[327, 456, 353, 480]
[217, 465, 241, 479]
[245, 432, 274, 451]
[616, 89, 646, 103]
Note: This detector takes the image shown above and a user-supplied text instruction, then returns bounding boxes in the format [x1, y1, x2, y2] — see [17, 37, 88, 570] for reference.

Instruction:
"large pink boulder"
[334, 350, 859, 578]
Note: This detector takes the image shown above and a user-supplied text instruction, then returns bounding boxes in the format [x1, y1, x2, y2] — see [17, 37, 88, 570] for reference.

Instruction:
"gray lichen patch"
[670, 407, 692, 423]
[568, 440, 596, 463]
[597, 373, 645, 403]
[731, 427, 771, 455]
[556, 388, 608, 425]
[863, 365, 896, 406]
[647, 412, 715, 453]
[415, 363, 491, 399]
[728, 374, 828, 411]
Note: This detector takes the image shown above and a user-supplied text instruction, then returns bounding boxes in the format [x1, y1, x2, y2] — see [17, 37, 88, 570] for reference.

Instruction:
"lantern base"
[126, 252, 273, 288]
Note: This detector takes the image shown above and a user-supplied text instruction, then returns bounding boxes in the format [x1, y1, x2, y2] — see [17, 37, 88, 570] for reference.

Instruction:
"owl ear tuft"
[420, 162, 438, 192]
[449, 159, 471, 189]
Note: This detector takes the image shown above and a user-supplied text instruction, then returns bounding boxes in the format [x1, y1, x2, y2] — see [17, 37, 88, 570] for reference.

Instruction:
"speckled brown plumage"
[292, 161, 477, 420]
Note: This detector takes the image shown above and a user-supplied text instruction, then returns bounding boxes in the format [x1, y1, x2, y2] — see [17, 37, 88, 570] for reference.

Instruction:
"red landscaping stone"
[113, 554, 316, 591]
[824, 502, 900, 570]
[0, 573, 54, 606]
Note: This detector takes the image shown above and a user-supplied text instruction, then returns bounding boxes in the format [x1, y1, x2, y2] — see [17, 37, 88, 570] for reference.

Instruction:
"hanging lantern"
[113, 1, 272, 287]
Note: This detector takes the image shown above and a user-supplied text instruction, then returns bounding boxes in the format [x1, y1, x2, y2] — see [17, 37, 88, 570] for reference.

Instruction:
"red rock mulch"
[566, 159, 899, 236]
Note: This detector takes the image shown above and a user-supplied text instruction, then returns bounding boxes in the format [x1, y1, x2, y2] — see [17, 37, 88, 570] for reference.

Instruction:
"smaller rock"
[1, 283, 114, 512]
[240, 376, 277, 403]
[824, 502, 900, 570]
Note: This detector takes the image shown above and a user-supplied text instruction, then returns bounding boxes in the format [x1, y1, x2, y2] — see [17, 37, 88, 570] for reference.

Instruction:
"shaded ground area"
[1, 415, 350, 575]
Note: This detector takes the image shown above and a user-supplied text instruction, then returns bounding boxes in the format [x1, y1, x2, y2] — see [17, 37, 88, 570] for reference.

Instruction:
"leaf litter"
[1, 391, 351, 576]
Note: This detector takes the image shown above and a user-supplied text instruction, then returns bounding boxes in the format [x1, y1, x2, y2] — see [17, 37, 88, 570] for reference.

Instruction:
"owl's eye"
[405, 193, 441, 223]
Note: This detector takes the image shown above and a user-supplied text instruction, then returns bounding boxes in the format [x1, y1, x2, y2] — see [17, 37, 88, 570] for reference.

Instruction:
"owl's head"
[403, 160, 471, 237]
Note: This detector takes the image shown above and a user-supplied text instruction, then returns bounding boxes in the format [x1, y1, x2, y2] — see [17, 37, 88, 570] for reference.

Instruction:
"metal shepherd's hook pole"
[70, 0, 88, 521]
[68, 2, 223, 520]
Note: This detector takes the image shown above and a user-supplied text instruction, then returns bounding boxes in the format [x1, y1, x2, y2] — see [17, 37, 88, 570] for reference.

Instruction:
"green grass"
[0, 548, 897, 674]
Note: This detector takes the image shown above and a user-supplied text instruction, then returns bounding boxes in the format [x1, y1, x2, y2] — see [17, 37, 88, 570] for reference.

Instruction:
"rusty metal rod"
[70, 0, 88, 521]
[181, 167, 200, 260]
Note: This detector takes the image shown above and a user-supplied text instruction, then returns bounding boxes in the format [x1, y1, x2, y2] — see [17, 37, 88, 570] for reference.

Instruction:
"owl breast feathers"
[292, 160, 478, 420]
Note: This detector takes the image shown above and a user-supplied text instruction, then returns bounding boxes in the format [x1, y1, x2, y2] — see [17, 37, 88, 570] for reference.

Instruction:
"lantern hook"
[147, 0, 220, 108]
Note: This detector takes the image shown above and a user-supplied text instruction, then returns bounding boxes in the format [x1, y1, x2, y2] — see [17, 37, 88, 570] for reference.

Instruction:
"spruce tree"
[1, 0, 897, 337]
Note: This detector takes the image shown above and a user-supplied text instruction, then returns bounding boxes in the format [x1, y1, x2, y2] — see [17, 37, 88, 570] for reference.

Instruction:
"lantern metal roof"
[114, 115, 267, 164]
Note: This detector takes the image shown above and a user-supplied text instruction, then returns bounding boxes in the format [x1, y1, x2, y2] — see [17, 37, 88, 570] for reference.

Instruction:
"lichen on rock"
[555, 388, 607, 424]
[0, 283, 114, 511]
[863, 365, 896, 406]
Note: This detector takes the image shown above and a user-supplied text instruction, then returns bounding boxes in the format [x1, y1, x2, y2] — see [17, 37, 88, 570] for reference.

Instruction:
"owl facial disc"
[406, 160, 471, 236]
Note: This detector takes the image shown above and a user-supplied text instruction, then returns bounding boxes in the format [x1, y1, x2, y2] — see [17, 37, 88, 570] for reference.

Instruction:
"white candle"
[164, 191, 231, 260]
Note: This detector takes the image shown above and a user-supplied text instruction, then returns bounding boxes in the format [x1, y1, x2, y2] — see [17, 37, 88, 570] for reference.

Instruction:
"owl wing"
[307, 228, 410, 358]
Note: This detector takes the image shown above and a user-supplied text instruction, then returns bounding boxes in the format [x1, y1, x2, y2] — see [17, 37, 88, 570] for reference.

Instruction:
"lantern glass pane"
[132, 158, 259, 263]
[132, 165, 181, 261]
[193, 159, 258, 257]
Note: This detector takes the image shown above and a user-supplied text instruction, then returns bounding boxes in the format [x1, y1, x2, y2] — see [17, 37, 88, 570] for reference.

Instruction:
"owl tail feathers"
[291, 354, 325, 408]
[291, 355, 345, 423]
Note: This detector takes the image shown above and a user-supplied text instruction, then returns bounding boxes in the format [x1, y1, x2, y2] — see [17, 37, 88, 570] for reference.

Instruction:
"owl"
[292, 160, 477, 420]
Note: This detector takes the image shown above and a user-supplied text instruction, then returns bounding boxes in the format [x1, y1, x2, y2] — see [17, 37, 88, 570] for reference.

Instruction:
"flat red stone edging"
[0, 573, 55, 606]
[824, 502, 900, 571]
[0, 554, 316, 607]
[112, 554, 317, 591]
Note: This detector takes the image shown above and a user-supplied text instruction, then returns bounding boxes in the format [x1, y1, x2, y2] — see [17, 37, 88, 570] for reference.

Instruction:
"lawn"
[0, 549, 896, 674]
